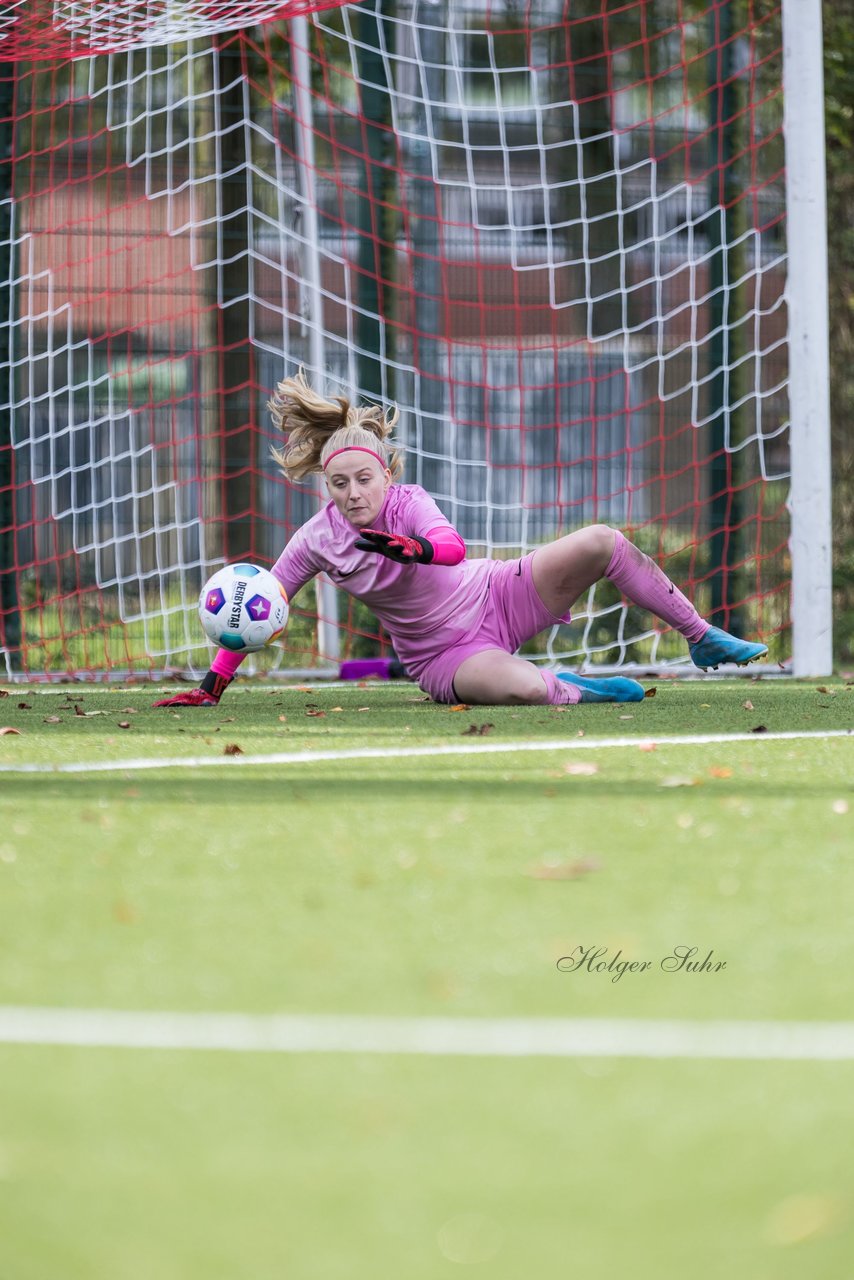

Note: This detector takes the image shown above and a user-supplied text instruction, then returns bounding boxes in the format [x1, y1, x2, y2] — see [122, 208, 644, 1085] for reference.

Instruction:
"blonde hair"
[269, 368, 404, 482]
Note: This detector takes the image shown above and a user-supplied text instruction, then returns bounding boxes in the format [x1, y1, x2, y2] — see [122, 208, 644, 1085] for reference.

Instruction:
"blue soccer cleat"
[557, 672, 646, 703]
[689, 625, 768, 671]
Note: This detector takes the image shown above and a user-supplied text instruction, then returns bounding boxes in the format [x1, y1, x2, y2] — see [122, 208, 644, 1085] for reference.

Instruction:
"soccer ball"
[199, 563, 289, 653]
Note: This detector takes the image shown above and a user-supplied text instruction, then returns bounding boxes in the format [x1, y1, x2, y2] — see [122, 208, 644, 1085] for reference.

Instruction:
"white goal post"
[782, 0, 833, 677]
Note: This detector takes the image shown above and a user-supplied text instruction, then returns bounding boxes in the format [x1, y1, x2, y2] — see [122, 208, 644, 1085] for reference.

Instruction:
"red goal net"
[0, 1, 792, 679]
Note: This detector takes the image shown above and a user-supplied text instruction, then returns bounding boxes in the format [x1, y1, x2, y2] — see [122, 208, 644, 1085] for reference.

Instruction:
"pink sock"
[605, 531, 710, 644]
[212, 648, 246, 679]
[539, 669, 582, 705]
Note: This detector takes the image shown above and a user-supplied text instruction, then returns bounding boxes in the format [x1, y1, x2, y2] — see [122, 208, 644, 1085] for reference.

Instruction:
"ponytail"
[269, 368, 404, 481]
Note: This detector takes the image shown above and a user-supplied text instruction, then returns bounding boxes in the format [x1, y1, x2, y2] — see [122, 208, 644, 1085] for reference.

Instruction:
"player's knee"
[505, 669, 550, 705]
[454, 658, 548, 706]
[587, 523, 616, 552]
[584, 523, 617, 571]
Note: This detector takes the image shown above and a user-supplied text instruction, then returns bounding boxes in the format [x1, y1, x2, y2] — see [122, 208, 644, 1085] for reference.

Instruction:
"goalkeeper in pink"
[154, 371, 767, 709]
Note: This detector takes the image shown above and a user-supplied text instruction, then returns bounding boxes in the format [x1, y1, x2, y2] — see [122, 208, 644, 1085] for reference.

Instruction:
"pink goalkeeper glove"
[354, 528, 434, 563]
[152, 688, 219, 707]
[152, 671, 232, 707]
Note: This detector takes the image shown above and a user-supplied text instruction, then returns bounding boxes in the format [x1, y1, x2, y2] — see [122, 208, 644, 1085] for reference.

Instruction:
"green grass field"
[1, 677, 853, 1279]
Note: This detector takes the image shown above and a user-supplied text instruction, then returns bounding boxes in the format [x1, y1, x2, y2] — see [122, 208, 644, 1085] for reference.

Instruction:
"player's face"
[325, 452, 391, 527]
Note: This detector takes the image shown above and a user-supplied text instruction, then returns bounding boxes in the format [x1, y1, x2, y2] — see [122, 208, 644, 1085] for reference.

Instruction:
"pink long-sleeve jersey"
[270, 483, 503, 675]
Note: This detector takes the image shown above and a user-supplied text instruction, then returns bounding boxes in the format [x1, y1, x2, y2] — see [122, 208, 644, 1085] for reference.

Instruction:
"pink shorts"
[406, 552, 570, 704]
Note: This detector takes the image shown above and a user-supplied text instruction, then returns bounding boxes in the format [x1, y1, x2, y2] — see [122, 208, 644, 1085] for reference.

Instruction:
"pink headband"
[323, 446, 387, 470]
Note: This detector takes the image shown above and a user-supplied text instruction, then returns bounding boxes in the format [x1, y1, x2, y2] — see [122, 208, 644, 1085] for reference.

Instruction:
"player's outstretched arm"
[355, 525, 465, 566]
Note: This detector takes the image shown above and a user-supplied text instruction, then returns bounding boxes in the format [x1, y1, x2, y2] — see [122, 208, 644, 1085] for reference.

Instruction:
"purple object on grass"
[339, 658, 408, 681]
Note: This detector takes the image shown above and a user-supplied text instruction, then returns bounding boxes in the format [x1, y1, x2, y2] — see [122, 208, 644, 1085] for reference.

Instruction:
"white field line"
[2, 681, 362, 694]
[1, 1007, 853, 1061]
[0, 728, 851, 775]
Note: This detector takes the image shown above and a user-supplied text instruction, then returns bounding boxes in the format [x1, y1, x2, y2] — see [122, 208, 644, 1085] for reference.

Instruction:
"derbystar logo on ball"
[198, 564, 289, 653]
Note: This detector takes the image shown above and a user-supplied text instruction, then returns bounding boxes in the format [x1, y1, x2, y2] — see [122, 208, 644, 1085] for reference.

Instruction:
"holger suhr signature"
[557, 945, 726, 983]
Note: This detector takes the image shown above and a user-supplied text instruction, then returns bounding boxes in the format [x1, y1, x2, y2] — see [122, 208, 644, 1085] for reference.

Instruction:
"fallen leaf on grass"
[117, 722, 132, 729]
[330, 707, 344, 713]
[742, 700, 754, 710]
[357, 707, 370, 712]
[527, 857, 602, 881]
[618, 714, 634, 721]
[75, 706, 109, 717]
[43, 717, 62, 724]
[763, 1191, 847, 1247]
[708, 765, 733, 778]
[659, 775, 698, 788]
[0, 726, 22, 735]
[751, 724, 768, 734]
[305, 709, 326, 718]
[120, 707, 139, 714]
[112, 899, 136, 924]
[699, 703, 711, 709]
[448, 704, 471, 712]
[0, 689, 8, 698]
[219, 717, 235, 723]
[16, 701, 32, 710]
[278, 714, 287, 723]
[817, 686, 833, 695]
[461, 723, 494, 736]
[563, 761, 599, 776]
[643, 687, 657, 698]
[223, 742, 243, 756]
